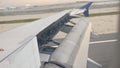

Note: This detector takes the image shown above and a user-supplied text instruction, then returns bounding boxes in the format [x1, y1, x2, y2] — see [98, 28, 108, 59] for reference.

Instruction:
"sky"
[0, 0, 117, 7]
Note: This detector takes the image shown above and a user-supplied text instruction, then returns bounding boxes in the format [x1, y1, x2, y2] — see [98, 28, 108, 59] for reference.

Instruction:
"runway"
[89, 33, 119, 68]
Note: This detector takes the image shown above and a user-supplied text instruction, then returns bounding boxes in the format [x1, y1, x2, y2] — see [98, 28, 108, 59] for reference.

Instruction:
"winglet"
[80, 2, 93, 16]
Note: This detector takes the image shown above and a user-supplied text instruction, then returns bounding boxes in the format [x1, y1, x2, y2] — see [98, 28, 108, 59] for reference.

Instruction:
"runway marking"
[90, 39, 118, 44]
[87, 58, 102, 67]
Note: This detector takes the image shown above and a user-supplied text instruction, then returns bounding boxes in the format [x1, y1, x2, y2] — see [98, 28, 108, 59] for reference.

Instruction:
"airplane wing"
[0, 2, 93, 62]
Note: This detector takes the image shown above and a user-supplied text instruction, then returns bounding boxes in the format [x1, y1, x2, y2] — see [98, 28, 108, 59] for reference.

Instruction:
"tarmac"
[89, 32, 119, 68]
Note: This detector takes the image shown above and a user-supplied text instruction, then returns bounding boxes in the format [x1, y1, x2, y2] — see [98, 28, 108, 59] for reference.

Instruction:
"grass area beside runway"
[89, 11, 119, 17]
[0, 18, 39, 24]
[0, 11, 119, 24]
